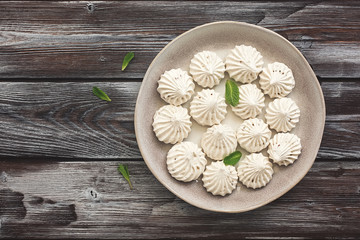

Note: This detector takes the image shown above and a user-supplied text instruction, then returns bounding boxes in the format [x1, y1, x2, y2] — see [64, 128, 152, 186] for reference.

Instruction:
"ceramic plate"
[135, 21, 325, 213]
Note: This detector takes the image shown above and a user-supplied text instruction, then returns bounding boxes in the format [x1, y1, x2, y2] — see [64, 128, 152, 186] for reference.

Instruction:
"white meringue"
[231, 84, 265, 119]
[167, 142, 207, 182]
[201, 124, 237, 161]
[266, 98, 300, 132]
[189, 51, 225, 88]
[259, 62, 295, 98]
[152, 105, 192, 144]
[190, 89, 227, 126]
[157, 68, 195, 106]
[237, 118, 271, 153]
[268, 133, 302, 166]
[237, 153, 273, 189]
[225, 45, 264, 83]
[202, 161, 238, 196]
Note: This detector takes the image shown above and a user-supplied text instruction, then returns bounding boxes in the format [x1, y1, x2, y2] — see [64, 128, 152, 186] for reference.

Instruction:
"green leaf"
[117, 164, 133, 190]
[92, 86, 111, 102]
[122, 52, 134, 71]
[225, 79, 239, 107]
[224, 151, 242, 166]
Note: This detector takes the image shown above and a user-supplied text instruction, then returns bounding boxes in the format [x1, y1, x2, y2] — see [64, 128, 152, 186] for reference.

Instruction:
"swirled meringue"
[189, 51, 225, 88]
[259, 62, 295, 98]
[231, 84, 265, 119]
[190, 89, 227, 126]
[237, 153, 273, 189]
[157, 68, 195, 106]
[167, 142, 207, 182]
[201, 124, 237, 161]
[237, 118, 271, 153]
[225, 45, 264, 83]
[152, 105, 192, 144]
[265, 98, 300, 132]
[268, 133, 302, 166]
[202, 161, 238, 196]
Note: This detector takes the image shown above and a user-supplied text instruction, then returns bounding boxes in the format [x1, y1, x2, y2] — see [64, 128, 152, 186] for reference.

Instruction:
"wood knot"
[85, 188, 101, 202]
[87, 3, 95, 13]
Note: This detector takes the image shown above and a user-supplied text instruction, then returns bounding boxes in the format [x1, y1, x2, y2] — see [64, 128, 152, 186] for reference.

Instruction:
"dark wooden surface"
[0, 1, 359, 239]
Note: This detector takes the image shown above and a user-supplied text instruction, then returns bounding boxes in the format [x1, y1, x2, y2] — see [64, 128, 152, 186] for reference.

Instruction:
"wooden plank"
[0, 1, 359, 79]
[322, 81, 360, 121]
[0, 81, 359, 159]
[0, 160, 359, 239]
[0, 82, 138, 159]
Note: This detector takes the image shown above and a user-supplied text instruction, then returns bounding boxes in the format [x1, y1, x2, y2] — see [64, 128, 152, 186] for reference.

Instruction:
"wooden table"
[0, 1, 359, 239]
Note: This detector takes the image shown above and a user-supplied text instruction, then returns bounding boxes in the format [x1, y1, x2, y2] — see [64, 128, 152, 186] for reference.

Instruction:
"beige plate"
[134, 21, 325, 213]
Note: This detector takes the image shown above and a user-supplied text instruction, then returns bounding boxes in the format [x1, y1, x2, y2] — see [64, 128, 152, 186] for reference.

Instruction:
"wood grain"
[0, 1, 359, 79]
[322, 81, 360, 121]
[0, 81, 358, 160]
[0, 1, 359, 239]
[0, 160, 359, 239]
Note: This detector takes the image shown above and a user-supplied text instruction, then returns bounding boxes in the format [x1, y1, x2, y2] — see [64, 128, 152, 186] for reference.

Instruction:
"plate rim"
[134, 21, 326, 213]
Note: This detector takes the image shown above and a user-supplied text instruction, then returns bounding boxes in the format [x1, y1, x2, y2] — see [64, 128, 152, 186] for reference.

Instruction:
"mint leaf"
[225, 79, 239, 107]
[122, 52, 134, 71]
[93, 86, 111, 102]
[224, 151, 242, 166]
[118, 164, 133, 190]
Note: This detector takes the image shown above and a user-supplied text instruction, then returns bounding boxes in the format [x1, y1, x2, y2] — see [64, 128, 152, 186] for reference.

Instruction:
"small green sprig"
[117, 164, 133, 190]
[224, 151, 242, 166]
[225, 79, 239, 107]
[122, 52, 134, 71]
[92, 86, 111, 102]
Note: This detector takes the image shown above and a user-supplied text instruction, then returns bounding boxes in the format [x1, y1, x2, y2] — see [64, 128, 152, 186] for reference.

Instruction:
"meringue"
[266, 98, 300, 132]
[237, 118, 271, 153]
[189, 51, 225, 88]
[268, 133, 302, 166]
[237, 153, 273, 189]
[231, 84, 265, 119]
[259, 62, 295, 98]
[202, 161, 238, 196]
[167, 142, 207, 182]
[152, 105, 192, 144]
[157, 68, 195, 106]
[225, 45, 264, 83]
[201, 124, 237, 160]
[190, 89, 227, 126]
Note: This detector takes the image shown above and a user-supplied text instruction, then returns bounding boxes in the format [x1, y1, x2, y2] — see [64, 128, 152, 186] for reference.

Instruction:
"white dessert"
[231, 84, 265, 119]
[190, 89, 227, 126]
[202, 161, 238, 196]
[237, 153, 273, 189]
[259, 62, 295, 98]
[201, 124, 237, 161]
[157, 68, 195, 106]
[268, 133, 302, 166]
[225, 45, 264, 83]
[189, 51, 225, 88]
[167, 142, 207, 182]
[266, 98, 300, 132]
[152, 105, 192, 144]
[237, 118, 271, 153]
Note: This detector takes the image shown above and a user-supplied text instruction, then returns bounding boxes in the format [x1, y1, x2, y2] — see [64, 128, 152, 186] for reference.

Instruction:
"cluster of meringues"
[153, 46, 301, 197]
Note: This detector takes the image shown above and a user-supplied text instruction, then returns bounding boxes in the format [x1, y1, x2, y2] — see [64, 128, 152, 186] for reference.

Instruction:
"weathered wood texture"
[0, 1, 359, 239]
[0, 1, 359, 79]
[0, 160, 359, 239]
[0, 81, 358, 159]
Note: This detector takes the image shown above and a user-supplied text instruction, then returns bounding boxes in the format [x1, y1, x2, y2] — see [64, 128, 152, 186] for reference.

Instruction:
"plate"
[134, 21, 325, 213]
